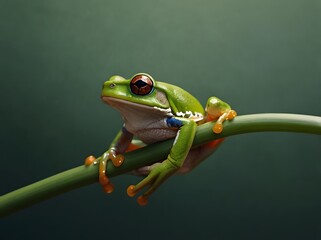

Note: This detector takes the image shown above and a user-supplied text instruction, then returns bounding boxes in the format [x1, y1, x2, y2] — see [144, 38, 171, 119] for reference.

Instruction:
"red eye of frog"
[130, 74, 154, 96]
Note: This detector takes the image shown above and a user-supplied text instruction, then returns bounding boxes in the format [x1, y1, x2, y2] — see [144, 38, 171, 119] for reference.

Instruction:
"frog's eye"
[130, 74, 154, 96]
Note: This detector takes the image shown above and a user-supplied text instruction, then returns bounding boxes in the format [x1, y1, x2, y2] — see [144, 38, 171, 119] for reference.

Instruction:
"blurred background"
[1, 0, 320, 239]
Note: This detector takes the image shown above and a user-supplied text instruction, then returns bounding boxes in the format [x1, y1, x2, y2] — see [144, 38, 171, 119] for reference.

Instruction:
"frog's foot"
[127, 160, 177, 206]
[211, 109, 237, 134]
[99, 150, 125, 194]
[84, 155, 116, 192]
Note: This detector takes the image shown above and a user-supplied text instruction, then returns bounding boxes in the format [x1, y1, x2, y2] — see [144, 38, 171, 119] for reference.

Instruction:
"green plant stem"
[1, 113, 321, 217]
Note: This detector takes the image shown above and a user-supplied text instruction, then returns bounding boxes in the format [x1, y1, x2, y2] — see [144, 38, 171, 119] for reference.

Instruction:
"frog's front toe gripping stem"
[211, 109, 237, 134]
[84, 150, 124, 194]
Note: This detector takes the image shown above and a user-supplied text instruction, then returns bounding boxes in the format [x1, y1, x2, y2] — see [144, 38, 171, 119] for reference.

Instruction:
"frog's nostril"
[109, 83, 116, 88]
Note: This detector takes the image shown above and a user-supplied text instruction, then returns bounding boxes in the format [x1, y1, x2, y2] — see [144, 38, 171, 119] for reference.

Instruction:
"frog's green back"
[155, 81, 205, 117]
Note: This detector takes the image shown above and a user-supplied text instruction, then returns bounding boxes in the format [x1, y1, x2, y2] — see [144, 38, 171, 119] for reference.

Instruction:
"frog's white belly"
[103, 97, 177, 144]
[125, 117, 178, 144]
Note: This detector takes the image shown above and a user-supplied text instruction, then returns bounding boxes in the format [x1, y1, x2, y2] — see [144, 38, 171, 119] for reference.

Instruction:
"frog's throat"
[101, 96, 173, 116]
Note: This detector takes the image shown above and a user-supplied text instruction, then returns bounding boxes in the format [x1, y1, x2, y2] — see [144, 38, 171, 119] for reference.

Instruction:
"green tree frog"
[85, 73, 236, 206]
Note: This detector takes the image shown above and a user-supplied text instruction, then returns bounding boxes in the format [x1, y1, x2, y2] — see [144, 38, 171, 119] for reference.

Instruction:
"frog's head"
[101, 73, 170, 110]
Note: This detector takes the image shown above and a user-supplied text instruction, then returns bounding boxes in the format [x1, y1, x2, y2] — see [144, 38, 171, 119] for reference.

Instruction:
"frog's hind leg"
[177, 138, 225, 174]
[126, 138, 224, 205]
[131, 138, 225, 176]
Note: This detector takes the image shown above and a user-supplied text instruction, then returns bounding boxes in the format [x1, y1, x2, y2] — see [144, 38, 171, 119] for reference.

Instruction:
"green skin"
[100, 73, 233, 204]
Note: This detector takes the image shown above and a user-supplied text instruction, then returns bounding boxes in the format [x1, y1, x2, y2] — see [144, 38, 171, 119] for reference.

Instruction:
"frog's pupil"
[136, 80, 147, 87]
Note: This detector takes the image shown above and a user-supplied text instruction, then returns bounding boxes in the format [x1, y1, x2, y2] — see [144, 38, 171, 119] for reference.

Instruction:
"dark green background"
[1, 0, 321, 239]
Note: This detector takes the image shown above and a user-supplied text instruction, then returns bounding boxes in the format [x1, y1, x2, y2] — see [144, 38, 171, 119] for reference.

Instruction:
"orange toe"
[227, 110, 237, 120]
[137, 195, 148, 206]
[213, 123, 223, 134]
[84, 155, 96, 166]
[110, 154, 125, 167]
[127, 185, 137, 197]
[103, 183, 114, 194]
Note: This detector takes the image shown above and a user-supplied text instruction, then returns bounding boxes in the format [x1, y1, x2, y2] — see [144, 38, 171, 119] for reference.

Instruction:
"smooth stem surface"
[1, 113, 321, 217]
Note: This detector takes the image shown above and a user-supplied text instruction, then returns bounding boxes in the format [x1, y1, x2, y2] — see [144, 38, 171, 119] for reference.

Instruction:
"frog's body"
[102, 79, 204, 144]
[85, 73, 236, 205]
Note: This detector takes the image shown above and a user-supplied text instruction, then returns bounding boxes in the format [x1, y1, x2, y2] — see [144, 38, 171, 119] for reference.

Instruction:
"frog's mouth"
[101, 96, 173, 116]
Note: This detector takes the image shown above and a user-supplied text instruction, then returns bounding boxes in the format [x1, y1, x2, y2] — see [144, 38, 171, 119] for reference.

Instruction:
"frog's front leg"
[205, 96, 237, 134]
[127, 117, 197, 206]
[85, 127, 133, 193]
